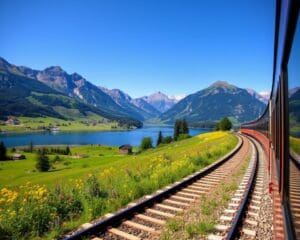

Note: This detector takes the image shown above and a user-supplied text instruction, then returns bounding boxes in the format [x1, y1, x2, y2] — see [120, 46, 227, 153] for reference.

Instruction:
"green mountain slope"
[159, 81, 266, 124]
[0, 71, 142, 127]
[0, 57, 137, 119]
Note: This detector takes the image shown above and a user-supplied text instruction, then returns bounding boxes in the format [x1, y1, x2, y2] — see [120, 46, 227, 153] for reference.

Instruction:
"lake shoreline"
[0, 126, 211, 148]
[0, 126, 135, 135]
[1, 125, 215, 135]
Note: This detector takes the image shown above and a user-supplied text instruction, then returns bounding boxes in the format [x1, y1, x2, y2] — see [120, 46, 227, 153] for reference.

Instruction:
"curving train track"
[290, 154, 300, 239]
[208, 136, 272, 240]
[63, 134, 260, 240]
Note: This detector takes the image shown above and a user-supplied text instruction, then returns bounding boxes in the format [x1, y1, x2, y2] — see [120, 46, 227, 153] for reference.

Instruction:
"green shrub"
[49, 185, 83, 222]
[174, 119, 189, 140]
[0, 183, 84, 239]
[0, 141, 7, 160]
[88, 197, 104, 219]
[63, 161, 71, 166]
[65, 146, 71, 155]
[162, 136, 173, 144]
[0, 184, 54, 238]
[140, 137, 153, 150]
[177, 133, 190, 141]
[85, 174, 107, 198]
[52, 155, 62, 163]
[36, 151, 51, 172]
[156, 131, 163, 146]
[29, 141, 34, 153]
[216, 117, 232, 131]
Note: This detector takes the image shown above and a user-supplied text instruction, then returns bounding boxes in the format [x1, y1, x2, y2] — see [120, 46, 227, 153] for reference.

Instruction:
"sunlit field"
[0, 116, 126, 133]
[0, 132, 237, 239]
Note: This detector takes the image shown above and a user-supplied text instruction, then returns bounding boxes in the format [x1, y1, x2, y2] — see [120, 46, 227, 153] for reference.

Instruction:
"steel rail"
[226, 134, 259, 240]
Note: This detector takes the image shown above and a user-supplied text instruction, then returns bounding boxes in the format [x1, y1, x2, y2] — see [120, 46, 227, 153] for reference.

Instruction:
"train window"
[287, 13, 300, 238]
[275, 0, 290, 93]
[275, 92, 281, 181]
[276, 92, 281, 188]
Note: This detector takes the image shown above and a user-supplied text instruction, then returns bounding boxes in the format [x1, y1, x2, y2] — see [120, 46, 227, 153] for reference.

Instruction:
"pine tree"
[156, 131, 163, 146]
[182, 119, 189, 134]
[174, 119, 189, 140]
[29, 141, 34, 152]
[162, 136, 173, 144]
[218, 117, 232, 131]
[65, 146, 71, 155]
[173, 120, 180, 140]
[0, 141, 7, 160]
[140, 137, 153, 150]
[36, 150, 50, 172]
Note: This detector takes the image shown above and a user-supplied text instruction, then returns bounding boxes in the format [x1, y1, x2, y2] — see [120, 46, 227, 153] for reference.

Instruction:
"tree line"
[216, 117, 232, 131]
[0, 141, 71, 172]
[140, 117, 232, 151]
[140, 119, 190, 150]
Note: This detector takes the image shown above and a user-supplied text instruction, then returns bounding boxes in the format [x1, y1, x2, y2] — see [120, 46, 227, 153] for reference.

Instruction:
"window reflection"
[288, 14, 300, 238]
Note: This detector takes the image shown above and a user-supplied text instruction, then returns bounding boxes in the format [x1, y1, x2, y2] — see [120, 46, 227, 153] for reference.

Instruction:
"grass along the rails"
[0, 132, 237, 239]
[160, 154, 251, 240]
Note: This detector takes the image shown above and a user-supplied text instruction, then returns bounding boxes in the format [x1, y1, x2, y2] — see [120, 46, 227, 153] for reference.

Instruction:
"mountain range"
[140, 92, 178, 113]
[0, 57, 142, 127]
[159, 81, 267, 124]
[0, 57, 268, 125]
[246, 88, 269, 104]
[99, 87, 161, 121]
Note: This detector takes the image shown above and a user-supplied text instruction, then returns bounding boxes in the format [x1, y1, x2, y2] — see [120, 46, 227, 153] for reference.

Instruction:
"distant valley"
[0, 57, 268, 128]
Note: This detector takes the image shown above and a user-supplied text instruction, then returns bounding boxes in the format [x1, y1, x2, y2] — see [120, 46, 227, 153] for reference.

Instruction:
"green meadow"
[0, 131, 237, 239]
[0, 144, 122, 188]
[0, 116, 129, 133]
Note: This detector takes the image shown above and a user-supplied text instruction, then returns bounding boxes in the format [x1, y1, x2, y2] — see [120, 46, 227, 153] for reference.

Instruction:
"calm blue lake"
[0, 127, 211, 147]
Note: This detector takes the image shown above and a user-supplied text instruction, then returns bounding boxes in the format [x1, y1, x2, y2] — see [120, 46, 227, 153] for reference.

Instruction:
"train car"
[241, 0, 300, 239]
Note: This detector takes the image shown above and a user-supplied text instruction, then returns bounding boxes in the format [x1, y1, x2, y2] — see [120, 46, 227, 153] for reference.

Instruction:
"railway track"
[208, 136, 271, 240]
[290, 153, 300, 238]
[63, 134, 251, 240]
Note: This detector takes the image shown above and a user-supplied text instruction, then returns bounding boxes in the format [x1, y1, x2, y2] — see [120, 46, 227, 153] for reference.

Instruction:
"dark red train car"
[241, 0, 300, 239]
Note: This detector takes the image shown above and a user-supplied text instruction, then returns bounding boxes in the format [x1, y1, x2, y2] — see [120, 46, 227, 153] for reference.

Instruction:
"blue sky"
[0, 0, 275, 98]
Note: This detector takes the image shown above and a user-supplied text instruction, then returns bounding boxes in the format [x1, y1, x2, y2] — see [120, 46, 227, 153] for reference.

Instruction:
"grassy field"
[0, 116, 131, 133]
[0, 145, 122, 188]
[0, 131, 237, 239]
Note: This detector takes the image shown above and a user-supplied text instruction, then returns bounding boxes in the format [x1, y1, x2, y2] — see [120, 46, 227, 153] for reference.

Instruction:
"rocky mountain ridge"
[0, 57, 268, 125]
[159, 81, 267, 124]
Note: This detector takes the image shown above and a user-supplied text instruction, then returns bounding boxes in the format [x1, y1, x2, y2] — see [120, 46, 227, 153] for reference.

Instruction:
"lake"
[0, 127, 211, 147]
